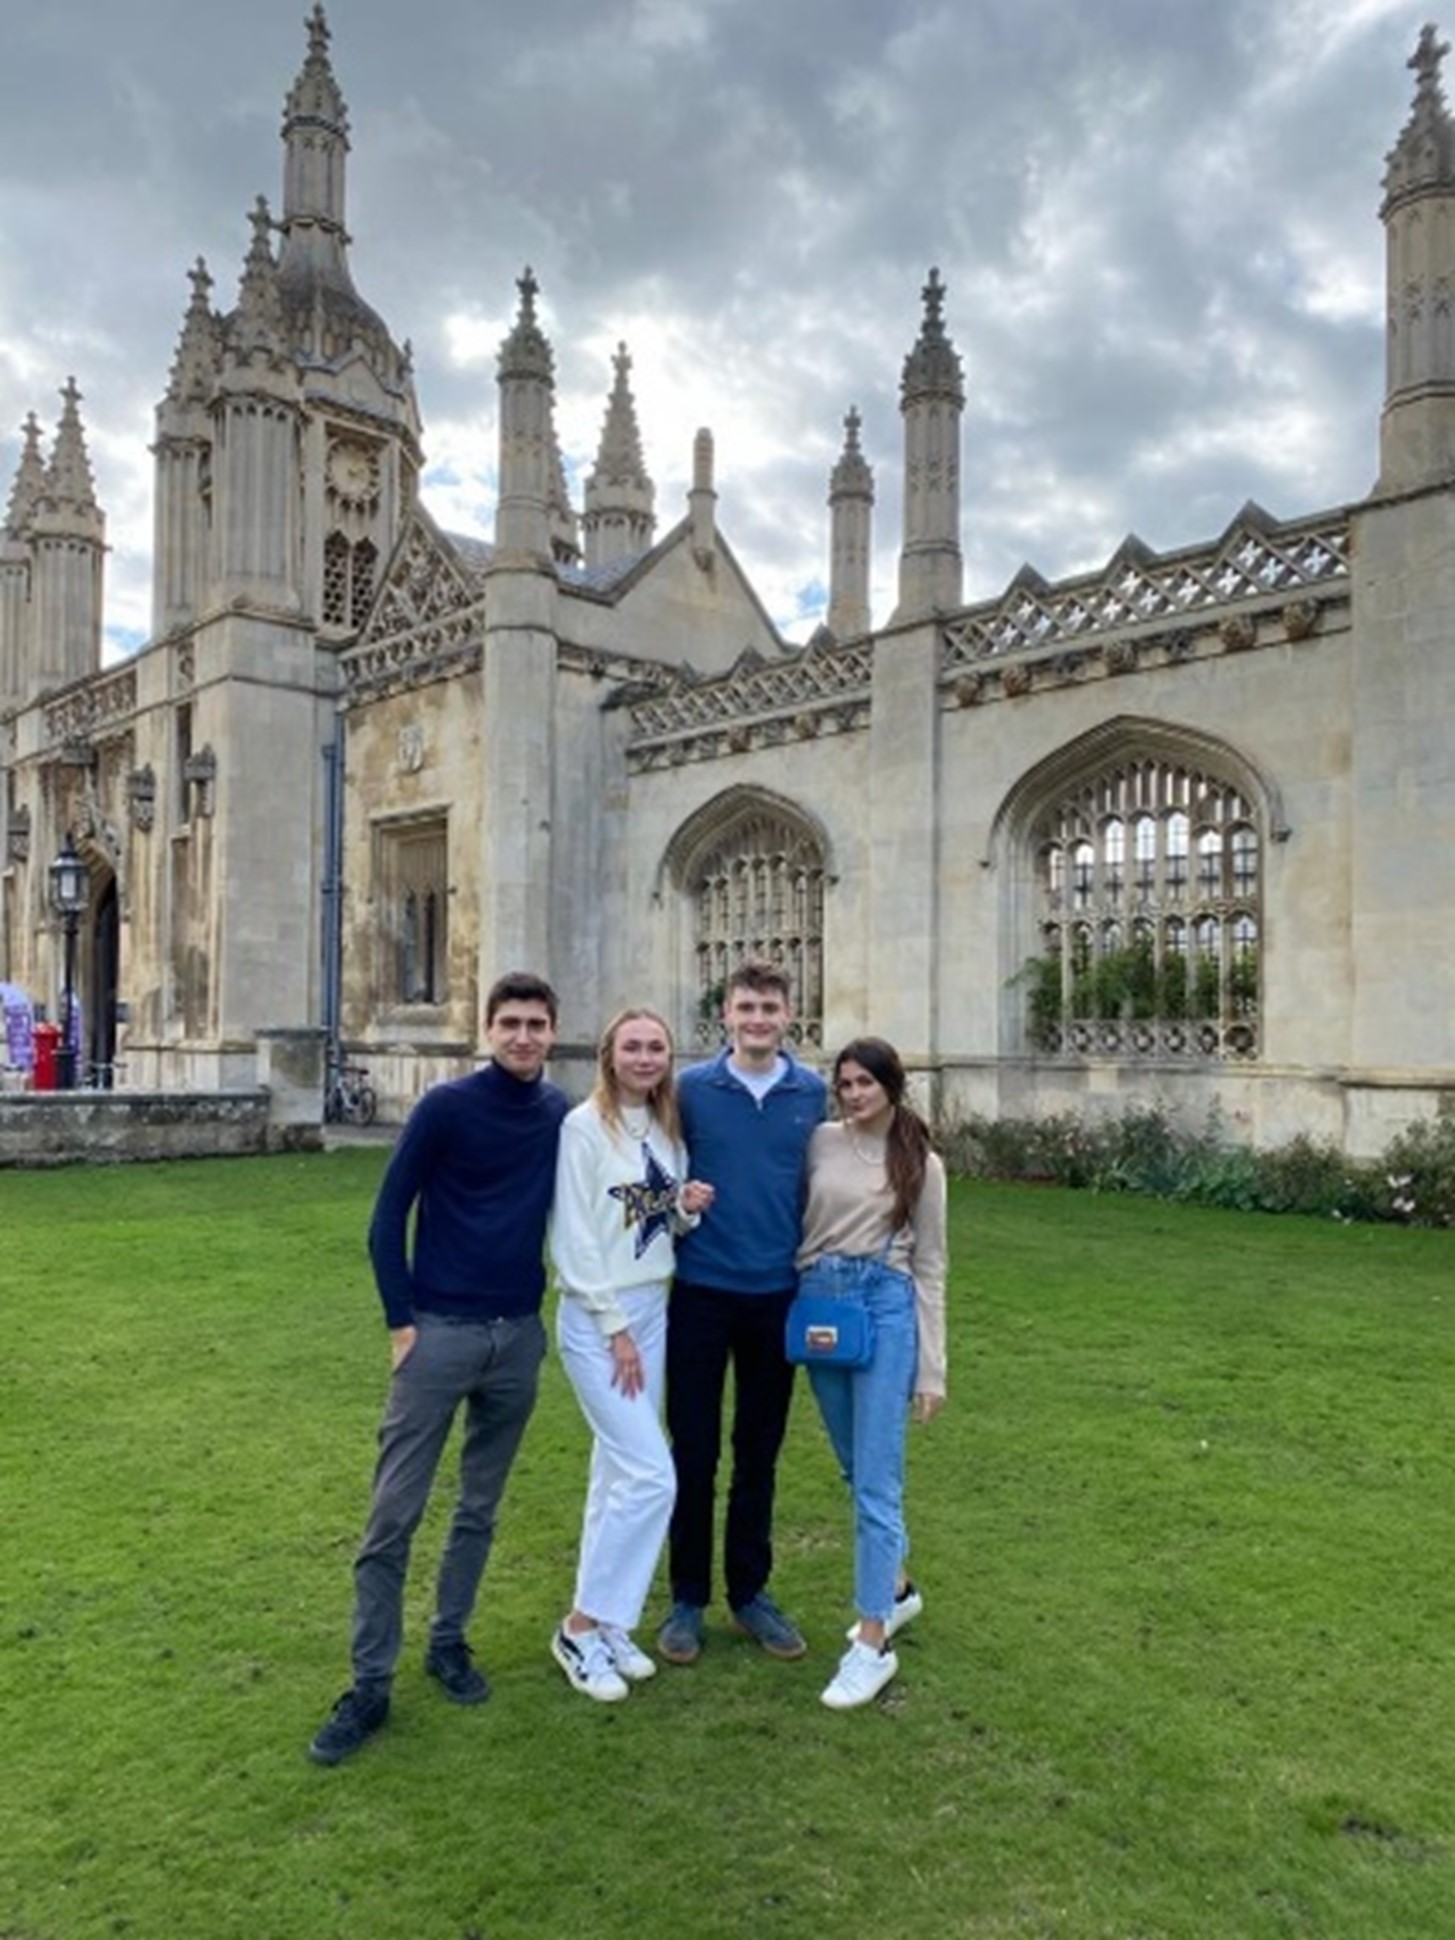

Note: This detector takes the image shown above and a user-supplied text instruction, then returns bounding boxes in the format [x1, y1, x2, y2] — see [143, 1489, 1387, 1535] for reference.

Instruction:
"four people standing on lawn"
[309, 962, 946, 1761]
[309, 972, 568, 1766]
[549, 1009, 714, 1701]
[656, 959, 828, 1667]
[796, 1037, 947, 1709]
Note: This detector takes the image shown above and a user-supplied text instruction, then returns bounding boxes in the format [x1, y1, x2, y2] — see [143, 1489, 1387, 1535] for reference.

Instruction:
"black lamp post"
[49, 833, 89, 1090]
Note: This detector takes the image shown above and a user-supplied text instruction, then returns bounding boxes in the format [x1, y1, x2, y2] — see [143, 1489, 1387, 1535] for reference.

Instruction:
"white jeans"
[556, 1282, 676, 1631]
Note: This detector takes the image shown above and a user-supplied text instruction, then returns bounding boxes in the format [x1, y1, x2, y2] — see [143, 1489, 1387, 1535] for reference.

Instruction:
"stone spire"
[1383, 24, 1455, 206]
[498, 266, 554, 383]
[213, 201, 302, 608]
[894, 267, 964, 620]
[827, 405, 875, 639]
[900, 267, 965, 406]
[583, 343, 656, 566]
[495, 267, 556, 561]
[38, 378, 102, 530]
[689, 426, 717, 568]
[228, 197, 290, 370]
[163, 259, 222, 407]
[281, 3, 349, 241]
[1379, 25, 1455, 491]
[154, 262, 221, 636]
[483, 271, 562, 984]
[268, 2, 410, 400]
[4, 413, 46, 537]
[28, 380, 105, 693]
[0, 414, 46, 704]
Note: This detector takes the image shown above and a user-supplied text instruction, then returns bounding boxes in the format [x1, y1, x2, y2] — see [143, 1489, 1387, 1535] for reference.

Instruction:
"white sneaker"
[846, 1580, 923, 1645]
[551, 1623, 629, 1702]
[600, 1624, 657, 1682]
[821, 1639, 899, 1711]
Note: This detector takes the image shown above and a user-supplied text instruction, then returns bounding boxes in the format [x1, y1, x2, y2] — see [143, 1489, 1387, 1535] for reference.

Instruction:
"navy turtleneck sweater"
[367, 1061, 569, 1329]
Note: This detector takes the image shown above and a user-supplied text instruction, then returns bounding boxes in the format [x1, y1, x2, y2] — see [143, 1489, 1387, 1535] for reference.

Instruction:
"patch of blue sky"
[103, 625, 146, 665]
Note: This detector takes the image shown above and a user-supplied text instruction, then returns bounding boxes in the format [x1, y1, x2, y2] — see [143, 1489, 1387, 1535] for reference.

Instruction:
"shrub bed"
[941, 1102, 1455, 1225]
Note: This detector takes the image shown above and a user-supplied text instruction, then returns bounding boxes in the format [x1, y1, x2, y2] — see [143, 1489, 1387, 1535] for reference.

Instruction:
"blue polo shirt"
[674, 1048, 826, 1292]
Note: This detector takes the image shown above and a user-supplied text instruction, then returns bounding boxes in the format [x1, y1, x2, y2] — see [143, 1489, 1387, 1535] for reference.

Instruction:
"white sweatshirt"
[549, 1100, 697, 1339]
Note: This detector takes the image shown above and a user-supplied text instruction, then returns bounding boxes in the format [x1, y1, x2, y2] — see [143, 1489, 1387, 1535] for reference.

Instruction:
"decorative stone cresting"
[623, 509, 1350, 766]
[626, 637, 872, 771]
[43, 666, 136, 749]
[941, 508, 1349, 668]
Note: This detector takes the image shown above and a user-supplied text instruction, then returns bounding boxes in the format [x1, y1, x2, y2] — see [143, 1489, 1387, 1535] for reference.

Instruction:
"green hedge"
[941, 1102, 1455, 1226]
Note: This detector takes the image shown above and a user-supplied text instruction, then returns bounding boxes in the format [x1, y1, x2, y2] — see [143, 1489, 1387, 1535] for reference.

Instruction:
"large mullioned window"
[689, 810, 825, 1049]
[1026, 757, 1261, 1059]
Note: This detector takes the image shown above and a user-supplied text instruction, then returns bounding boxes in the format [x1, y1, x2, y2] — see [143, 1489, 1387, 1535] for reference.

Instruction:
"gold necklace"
[844, 1125, 886, 1168]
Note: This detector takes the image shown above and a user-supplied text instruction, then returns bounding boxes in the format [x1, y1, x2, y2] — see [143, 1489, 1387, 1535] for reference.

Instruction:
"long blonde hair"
[591, 1007, 682, 1146]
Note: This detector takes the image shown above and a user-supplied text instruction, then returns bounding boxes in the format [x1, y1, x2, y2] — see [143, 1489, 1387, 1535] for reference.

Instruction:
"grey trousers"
[351, 1311, 547, 1689]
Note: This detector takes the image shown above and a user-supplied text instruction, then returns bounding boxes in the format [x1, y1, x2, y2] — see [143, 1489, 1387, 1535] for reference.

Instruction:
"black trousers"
[665, 1279, 797, 1610]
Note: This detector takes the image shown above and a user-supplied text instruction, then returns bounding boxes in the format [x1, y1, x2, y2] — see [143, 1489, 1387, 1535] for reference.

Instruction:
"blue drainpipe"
[320, 710, 346, 1067]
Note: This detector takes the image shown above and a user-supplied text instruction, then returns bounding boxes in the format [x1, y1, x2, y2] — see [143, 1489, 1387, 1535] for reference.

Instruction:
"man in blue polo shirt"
[658, 959, 827, 1664]
[309, 971, 568, 1765]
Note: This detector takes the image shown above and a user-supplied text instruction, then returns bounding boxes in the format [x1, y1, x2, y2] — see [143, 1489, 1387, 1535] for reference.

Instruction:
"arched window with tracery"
[323, 532, 379, 632]
[1024, 752, 1264, 1059]
[663, 790, 829, 1049]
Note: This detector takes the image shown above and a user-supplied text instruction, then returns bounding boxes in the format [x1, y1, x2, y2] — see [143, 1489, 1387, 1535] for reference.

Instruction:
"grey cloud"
[0, 0, 1435, 646]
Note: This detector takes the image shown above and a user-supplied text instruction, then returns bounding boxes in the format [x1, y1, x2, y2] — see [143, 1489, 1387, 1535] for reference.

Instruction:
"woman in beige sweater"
[795, 1037, 947, 1710]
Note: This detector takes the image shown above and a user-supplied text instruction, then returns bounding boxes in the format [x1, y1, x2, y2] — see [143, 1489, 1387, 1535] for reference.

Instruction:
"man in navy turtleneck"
[309, 971, 569, 1766]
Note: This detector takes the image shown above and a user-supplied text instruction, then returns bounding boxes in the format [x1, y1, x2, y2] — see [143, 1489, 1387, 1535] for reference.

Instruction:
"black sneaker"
[308, 1686, 390, 1765]
[425, 1639, 490, 1705]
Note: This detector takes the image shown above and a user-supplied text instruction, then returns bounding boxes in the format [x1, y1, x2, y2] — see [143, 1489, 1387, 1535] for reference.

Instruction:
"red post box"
[31, 1021, 61, 1091]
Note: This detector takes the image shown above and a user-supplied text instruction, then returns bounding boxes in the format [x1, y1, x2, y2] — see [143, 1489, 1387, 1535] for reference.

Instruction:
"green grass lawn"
[2, 1154, 1452, 1939]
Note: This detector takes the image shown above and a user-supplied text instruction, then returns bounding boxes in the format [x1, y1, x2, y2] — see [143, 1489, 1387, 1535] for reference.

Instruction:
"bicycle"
[325, 1059, 378, 1127]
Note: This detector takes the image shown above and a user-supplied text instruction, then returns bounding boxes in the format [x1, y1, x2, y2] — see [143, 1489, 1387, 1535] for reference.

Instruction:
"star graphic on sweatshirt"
[608, 1144, 679, 1258]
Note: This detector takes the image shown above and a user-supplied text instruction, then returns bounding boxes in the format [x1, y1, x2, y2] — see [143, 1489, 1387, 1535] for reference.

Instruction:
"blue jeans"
[800, 1255, 917, 1624]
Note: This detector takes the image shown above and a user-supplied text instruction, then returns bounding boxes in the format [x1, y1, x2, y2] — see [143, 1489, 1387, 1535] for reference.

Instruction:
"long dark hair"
[833, 1036, 932, 1230]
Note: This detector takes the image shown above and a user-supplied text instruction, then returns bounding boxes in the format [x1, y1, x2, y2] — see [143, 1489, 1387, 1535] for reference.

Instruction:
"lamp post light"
[49, 832, 89, 1090]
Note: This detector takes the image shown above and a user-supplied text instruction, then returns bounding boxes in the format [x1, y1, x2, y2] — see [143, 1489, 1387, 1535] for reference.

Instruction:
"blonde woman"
[550, 1009, 714, 1700]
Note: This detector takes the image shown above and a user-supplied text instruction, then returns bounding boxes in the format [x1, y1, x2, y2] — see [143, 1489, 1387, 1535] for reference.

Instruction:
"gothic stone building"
[2, 10, 1453, 1152]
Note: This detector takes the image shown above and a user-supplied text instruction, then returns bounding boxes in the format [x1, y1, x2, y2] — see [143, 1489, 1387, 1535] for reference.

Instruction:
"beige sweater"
[796, 1122, 948, 1396]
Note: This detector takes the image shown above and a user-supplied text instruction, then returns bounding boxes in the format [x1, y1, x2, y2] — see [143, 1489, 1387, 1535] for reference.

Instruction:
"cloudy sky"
[0, 0, 1433, 661]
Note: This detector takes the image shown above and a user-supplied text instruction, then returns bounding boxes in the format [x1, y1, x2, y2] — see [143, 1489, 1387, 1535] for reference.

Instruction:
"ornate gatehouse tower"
[1, 5, 419, 1087]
